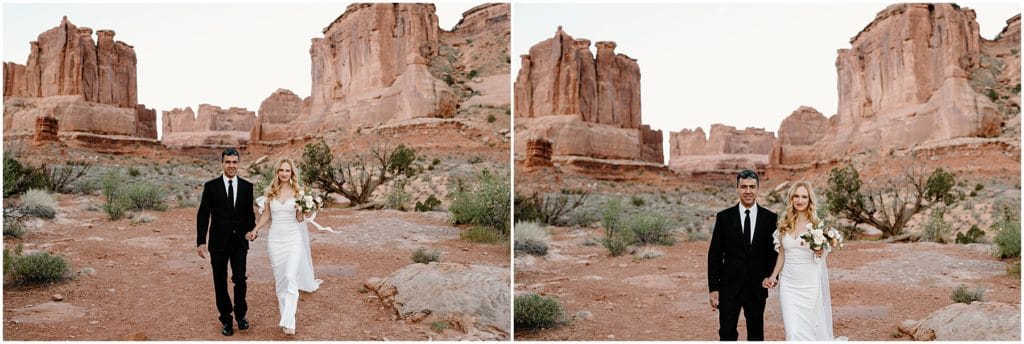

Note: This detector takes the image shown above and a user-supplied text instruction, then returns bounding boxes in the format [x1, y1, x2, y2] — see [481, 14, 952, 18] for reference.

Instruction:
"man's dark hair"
[221, 148, 240, 161]
[736, 169, 759, 187]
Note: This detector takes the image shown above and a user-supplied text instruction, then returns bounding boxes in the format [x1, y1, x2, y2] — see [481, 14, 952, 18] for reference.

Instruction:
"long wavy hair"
[777, 181, 820, 236]
[265, 158, 301, 201]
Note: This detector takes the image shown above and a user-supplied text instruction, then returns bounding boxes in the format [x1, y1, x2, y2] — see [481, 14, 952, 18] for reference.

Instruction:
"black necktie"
[227, 179, 234, 207]
[743, 209, 751, 247]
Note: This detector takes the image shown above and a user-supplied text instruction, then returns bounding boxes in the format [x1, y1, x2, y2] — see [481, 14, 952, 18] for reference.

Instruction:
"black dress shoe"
[221, 322, 234, 336]
[238, 318, 250, 330]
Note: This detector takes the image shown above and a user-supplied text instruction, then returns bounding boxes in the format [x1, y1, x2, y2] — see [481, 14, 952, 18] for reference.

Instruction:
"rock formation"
[365, 263, 510, 339]
[898, 302, 1020, 341]
[3, 17, 157, 146]
[161, 104, 256, 147]
[251, 3, 511, 144]
[668, 124, 776, 174]
[770, 4, 1019, 169]
[514, 28, 662, 166]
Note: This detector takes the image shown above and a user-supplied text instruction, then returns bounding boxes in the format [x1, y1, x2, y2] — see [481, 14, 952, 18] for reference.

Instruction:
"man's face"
[222, 155, 239, 178]
[737, 178, 758, 207]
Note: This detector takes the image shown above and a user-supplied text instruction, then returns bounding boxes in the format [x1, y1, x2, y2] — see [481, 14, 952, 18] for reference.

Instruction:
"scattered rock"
[77, 268, 97, 276]
[575, 310, 594, 321]
[900, 302, 1020, 340]
[51, 294, 64, 302]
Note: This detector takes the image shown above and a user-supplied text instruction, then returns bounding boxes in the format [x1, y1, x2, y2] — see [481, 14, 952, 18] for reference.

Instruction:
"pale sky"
[512, 2, 1021, 162]
[3, 1, 482, 139]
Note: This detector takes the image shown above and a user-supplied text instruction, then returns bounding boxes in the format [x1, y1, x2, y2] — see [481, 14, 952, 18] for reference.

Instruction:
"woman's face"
[792, 186, 810, 212]
[277, 162, 292, 183]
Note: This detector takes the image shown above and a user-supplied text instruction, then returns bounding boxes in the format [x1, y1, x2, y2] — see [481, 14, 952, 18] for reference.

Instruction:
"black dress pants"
[210, 249, 247, 325]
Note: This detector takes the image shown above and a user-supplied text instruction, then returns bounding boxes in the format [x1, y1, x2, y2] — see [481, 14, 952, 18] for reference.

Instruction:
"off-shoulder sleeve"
[772, 229, 781, 253]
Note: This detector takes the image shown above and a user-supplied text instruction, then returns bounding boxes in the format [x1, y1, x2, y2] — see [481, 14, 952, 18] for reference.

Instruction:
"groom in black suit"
[197, 148, 257, 336]
[707, 169, 778, 341]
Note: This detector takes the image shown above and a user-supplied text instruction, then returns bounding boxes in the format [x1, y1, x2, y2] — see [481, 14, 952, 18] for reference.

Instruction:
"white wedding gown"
[267, 197, 321, 330]
[774, 230, 842, 341]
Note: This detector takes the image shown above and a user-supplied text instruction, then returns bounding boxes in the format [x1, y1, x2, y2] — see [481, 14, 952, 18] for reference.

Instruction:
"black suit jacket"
[196, 176, 257, 252]
[707, 204, 778, 302]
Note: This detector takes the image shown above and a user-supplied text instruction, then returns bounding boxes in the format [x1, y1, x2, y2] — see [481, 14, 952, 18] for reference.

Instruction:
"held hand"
[245, 231, 258, 241]
[709, 291, 720, 311]
[197, 244, 207, 259]
[813, 248, 824, 258]
[295, 208, 304, 222]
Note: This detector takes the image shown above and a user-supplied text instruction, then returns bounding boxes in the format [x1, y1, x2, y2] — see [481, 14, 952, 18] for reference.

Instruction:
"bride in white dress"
[246, 159, 321, 335]
[763, 181, 843, 341]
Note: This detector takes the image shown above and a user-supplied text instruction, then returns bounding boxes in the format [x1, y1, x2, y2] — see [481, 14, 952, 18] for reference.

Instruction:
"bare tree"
[301, 135, 419, 206]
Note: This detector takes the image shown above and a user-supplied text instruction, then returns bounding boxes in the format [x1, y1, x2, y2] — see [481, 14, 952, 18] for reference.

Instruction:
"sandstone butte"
[249, 3, 510, 145]
[514, 26, 663, 168]
[3, 16, 158, 149]
[666, 4, 1020, 175]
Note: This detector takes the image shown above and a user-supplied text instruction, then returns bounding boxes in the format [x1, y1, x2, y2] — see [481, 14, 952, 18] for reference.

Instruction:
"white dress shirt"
[739, 202, 758, 243]
[222, 175, 238, 207]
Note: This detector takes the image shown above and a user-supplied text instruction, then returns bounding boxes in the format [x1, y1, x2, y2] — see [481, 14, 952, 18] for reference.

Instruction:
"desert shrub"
[3, 245, 21, 275]
[974, 183, 984, 191]
[432, 158, 441, 166]
[486, 114, 496, 123]
[514, 294, 565, 330]
[1007, 261, 1021, 277]
[630, 195, 645, 207]
[467, 69, 478, 79]
[460, 226, 503, 244]
[128, 167, 142, 177]
[12, 251, 70, 284]
[411, 248, 441, 264]
[448, 169, 510, 234]
[4, 219, 26, 238]
[514, 194, 542, 223]
[602, 229, 635, 257]
[633, 247, 665, 262]
[71, 177, 101, 195]
[42, 161, 94, 194]
[950, 284, 985, 304]
[600, 198, 625, 232]
[625, 213, 676, 246]
[431, 321, 449, 333]
[986, 89, 999, 102]
[514, 222, 550, 244]
[956, 225, 985, 244]
[131, 212, 158, 224]
[301, 139, 420, 206]
[687, 230, 710, 242]
[517, 189, 590, 226]
[19, 189, 57, 219]
[567, 207, 599, 227]
[4, 155, 47, 197]
[385, 180, 411, 211]
[920, 207, 952, 244]
[991, 201, 1020, 258]
[414, 195, 442, 212]
[124, 182, 168, 211]
[825, 165, 961, 238]
[103, 196, 131, 221]
[515, 240, 548, 256]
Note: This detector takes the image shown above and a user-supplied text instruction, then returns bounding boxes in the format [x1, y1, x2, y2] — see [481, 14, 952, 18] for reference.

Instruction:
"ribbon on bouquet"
[303, 211, 337, 233]
[254, 196, 338, 233]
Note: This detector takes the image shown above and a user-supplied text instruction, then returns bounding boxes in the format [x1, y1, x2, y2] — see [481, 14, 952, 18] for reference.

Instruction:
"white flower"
[805, 223, 814, 230]
[315, 196, 322, 203]
[813, 232, 826, 243]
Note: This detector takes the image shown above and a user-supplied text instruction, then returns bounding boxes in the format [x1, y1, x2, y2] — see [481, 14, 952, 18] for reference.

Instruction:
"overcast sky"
[512, 1, 1020, 162]
[3, 1, 481, 139]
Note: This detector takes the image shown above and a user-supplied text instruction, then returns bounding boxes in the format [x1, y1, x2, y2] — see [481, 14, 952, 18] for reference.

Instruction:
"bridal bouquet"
[295, 187, 324, 214]
[800, 223, 844, 252]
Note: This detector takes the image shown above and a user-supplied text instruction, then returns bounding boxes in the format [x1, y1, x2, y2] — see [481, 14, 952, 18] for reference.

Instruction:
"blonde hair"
[265, 159, 302, 200]
[777, 181, 820, 235]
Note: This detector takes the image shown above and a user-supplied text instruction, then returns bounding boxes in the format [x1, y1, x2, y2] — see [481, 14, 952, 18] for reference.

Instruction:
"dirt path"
[514, 226, 1019, 340]
[3, 197, 509, 340]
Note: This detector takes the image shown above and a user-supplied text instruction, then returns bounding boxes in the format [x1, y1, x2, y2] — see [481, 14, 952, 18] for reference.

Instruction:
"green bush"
[460, 226, 503, 244]
[432, 158, 441, 166]
[414, 195, 442, 212]
[13, 251, 70, 284]
[103, 195, 132, 221]
[4, 155, 47, 197]
[19, 189, 57, 219]
[601, 198, 625, 232]
[603, 229, 635, 257]
[567, 208, 599, 228]
[514, 194, 541, 224]
[630, 195, 645, 207]
[486, 114, 496, 123]
[515, 240, 548, 256]
[992, 203, 1021, 258]
[624, 214, 676, 246]
[468, 69, 478, 79]
[956, 225, 985, 244]
[951, 284, 985, 304]
[385, 180, 411, 211]
[448, 169, 510, 234]
[411, 248, 441, 264]
[974, 183, 984, 191]
[986, 89, 999, 102]
[124, 182, 168, 211]
[514, 294, 564, 330]
[920, 208, 951, 244]
[128, 167, 142, 177]
[3, 220, 26, 238]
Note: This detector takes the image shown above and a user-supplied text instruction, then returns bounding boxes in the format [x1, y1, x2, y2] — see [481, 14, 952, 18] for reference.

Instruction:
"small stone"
[77, 268, 97, 276]
[617, 264, 627, 268]
[575, 310, 594, 321]
[52, 294, 64, 301]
